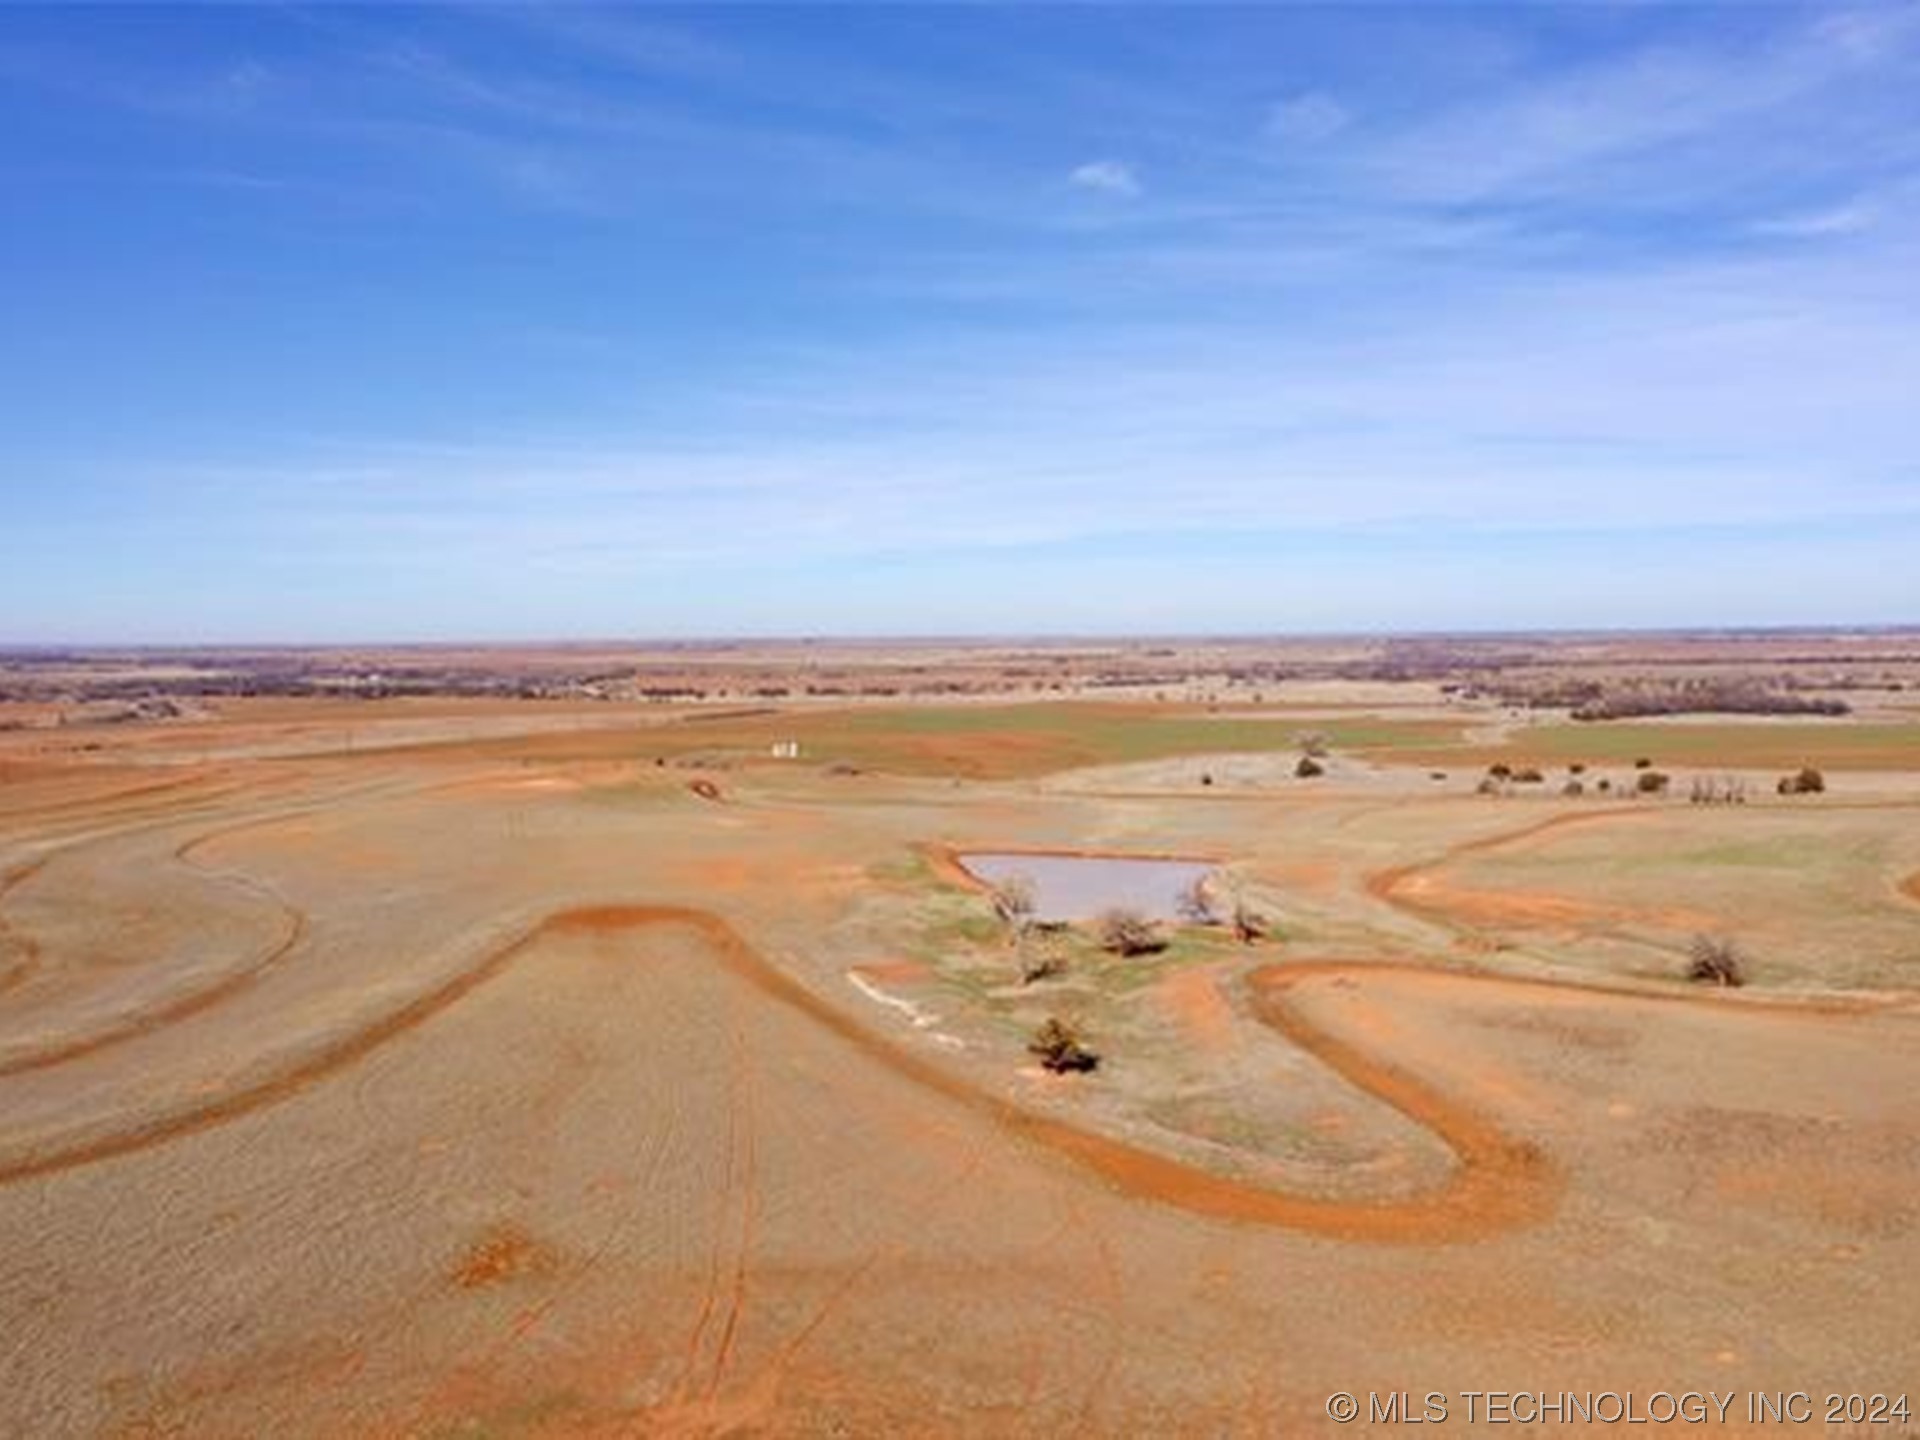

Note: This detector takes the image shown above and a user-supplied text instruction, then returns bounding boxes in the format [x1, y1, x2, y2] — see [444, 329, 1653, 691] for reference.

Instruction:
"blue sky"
[3, 3, 1918, 641]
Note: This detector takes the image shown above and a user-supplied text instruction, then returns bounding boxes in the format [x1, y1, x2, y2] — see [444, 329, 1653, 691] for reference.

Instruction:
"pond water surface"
[955, 852, 1217, 923]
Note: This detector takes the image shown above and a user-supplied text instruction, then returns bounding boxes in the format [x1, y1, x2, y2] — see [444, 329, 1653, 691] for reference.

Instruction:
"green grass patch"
[1392, 720, 1920, 773]
[368, 700, 1466, 779]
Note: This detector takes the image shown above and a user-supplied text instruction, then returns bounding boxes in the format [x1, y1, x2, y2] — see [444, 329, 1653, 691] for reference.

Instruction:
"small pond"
[955, 851, 1218, 923]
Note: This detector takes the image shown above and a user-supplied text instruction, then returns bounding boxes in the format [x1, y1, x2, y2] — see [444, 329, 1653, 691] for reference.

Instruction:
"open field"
[2, 637, 1918, 1435]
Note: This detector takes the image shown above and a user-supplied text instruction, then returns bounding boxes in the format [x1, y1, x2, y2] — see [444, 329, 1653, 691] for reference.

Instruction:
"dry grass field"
[2, 639, 1917, 1436]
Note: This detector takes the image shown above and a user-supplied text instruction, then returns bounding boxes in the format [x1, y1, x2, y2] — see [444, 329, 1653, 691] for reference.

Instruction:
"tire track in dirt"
[705, 1006, 760, 1405]
[676, 975, 753, 1406]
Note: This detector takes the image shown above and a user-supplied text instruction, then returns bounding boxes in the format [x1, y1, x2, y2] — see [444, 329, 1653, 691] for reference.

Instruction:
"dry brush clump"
[1018, 944, 1067, 985]
[1777, 766, 1826, 795]
[1028, 1017, 1099, 1073]
[1687, 934, 1748, 987]
[1094, 908, 1165, 956]
[1231, 898, 1269, 944]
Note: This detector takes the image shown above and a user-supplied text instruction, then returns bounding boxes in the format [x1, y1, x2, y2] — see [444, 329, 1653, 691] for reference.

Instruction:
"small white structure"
[771, 739, 801, 759]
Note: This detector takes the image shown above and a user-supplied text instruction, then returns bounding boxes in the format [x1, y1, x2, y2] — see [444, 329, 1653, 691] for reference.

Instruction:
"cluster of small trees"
[1689, 775, 1747, 805]
[985, 866, 1274, 1075]
[1471, 758, 1826, 803]
[1570, 680, 1850, 722]
[1478, 762, 1548, 794]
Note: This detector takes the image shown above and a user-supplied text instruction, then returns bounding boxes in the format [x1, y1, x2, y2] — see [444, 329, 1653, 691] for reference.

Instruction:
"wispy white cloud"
[9, 4, 1920, 636]
[1752, 201, 1878, 238]
[1069, 159, 1140, 197]
[1364, 8, 1920, 206]
[1264, 91, 1349, 144]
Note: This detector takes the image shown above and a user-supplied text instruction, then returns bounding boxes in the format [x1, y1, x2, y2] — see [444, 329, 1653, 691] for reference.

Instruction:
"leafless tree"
[989, 874, 1037, 946]
[1687, 934, 1748, 987]
[1176, 872, 1219, 925]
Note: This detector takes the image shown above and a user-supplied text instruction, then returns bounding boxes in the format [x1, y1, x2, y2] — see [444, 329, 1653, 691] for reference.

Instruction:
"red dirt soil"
[0, 899, 1556, 1243]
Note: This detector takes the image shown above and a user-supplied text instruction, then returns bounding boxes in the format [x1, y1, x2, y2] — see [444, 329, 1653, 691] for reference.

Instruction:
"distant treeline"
[1501, 677, 1852, 721]
[1570, 687, 1849, 721]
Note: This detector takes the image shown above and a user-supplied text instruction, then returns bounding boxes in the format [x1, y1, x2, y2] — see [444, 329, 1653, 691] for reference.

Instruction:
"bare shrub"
[1028, 1017, 1099, 1073]
[1176, 873, 1219, 925]
[1689, 774, 1749, 806]
[1687, 935, 1748, 987]
[1018, 943, 1066, 985]
[1562, 779, 1584, 796]
[1094, 908, 1164, 956]
[1231, 898, 1268, 944]
[1635, 770, 1670, 795]
[1212, 868, 1268, 943]
[1511, 766, 1544, 784]
[1296, 730, 1330, 758]
[1777, 766, 1826, 795]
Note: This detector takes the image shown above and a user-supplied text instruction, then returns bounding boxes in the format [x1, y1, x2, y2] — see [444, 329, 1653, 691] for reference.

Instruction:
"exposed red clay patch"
[1157, 964, 1240, 1052]
[452, 1223, 555, 1290]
